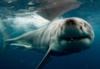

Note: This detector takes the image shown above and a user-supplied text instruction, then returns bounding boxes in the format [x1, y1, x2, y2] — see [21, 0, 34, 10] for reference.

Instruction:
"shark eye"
[80, 26, 83, 30]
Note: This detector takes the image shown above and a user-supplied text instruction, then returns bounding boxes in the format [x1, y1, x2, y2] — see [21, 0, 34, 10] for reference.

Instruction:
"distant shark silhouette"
[4, 0, 95, 69]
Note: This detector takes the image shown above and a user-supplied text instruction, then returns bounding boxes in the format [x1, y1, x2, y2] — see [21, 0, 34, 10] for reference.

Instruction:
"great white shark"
[0, 0, 94, 69]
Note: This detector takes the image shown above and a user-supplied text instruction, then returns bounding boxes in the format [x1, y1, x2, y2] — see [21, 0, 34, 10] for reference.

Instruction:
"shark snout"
[64, 18, 85, 34]
[65, 19, 77, 26]
[62, 17, 94, 40]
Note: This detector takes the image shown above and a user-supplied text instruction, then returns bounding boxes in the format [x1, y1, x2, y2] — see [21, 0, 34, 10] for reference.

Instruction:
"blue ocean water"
[0, 0, 100, 69]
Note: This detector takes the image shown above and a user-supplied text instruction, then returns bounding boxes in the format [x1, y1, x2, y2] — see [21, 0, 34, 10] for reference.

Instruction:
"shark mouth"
[61, 35, 90, 42]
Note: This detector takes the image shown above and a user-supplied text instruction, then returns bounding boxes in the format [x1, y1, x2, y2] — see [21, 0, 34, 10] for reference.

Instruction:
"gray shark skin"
[6, 17, 94, 69]
[6, 17, 94, 55]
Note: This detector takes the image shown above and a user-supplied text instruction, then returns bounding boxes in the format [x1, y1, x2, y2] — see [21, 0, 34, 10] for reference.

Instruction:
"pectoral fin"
[35, 48, 52, 69]
[10, 43, 32, 49]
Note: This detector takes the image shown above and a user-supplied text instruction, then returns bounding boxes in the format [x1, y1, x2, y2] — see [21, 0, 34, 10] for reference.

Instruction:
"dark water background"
[0, 0, 100, 69]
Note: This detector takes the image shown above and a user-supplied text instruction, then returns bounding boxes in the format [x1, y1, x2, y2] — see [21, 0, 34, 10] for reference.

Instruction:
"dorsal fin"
[37, 0, 80, 20]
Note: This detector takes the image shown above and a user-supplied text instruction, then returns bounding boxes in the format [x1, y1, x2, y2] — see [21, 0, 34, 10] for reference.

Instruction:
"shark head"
[51, 17, 94, 55]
